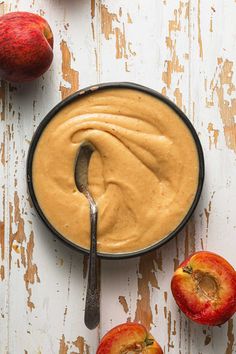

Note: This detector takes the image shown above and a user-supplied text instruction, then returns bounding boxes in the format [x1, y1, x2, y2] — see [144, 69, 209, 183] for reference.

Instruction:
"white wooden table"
[0, 1, 236, 353]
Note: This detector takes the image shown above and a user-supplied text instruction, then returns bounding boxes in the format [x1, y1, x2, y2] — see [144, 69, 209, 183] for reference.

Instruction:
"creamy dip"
[32, 88, 199, 254]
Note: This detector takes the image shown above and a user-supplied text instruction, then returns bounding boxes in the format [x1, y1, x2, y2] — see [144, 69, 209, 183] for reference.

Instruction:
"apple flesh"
[171, 251, 236, 326]
[0, 12, 53, 82]
[96, 322, 163, 354]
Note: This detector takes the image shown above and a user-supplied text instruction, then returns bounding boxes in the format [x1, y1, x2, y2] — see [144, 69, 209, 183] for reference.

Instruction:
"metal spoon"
[74, 142, 100, 330]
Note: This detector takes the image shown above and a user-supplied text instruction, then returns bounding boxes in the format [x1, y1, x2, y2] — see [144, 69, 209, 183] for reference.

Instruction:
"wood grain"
[0, 0, 235, 353]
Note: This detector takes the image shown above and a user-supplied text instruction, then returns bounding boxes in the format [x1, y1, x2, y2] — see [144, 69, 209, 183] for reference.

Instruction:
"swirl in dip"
[32, 87, 199, 254]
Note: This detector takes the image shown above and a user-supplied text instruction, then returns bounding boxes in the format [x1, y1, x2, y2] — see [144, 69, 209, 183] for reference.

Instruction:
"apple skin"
[171, 251, 236, 326]
[96, 322, 163, 354]
[0, 12, 53, 82]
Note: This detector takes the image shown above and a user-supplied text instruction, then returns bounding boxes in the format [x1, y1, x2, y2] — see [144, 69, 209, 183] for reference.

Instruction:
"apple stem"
[121, 338, 154, 353]
[182, 266, 193, 274]
[145, 338, 154, 346]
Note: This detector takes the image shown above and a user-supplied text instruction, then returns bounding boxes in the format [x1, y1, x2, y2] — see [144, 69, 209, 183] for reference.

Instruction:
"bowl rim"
[27, 81, 205, 259]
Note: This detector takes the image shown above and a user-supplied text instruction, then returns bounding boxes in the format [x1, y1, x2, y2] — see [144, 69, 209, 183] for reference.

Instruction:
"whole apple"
[0, 12, 53, 82]
[171, 251, 236, 326]
[96, 322, 163, 354]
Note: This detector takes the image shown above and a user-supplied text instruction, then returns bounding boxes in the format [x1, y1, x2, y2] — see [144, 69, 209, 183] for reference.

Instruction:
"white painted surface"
[0, 1, 235, 353]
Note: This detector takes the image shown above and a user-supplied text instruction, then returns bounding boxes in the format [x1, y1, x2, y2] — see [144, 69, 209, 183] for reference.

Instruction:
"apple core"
[183, 267, 219, 301]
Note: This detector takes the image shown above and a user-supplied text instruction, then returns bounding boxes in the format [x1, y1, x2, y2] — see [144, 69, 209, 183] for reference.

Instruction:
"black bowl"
[27, 82, 204, 259]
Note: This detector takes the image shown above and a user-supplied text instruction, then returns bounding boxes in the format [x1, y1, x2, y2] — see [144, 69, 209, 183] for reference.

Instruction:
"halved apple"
[171, 251, 236, 325]
[96, 322, 163, 354]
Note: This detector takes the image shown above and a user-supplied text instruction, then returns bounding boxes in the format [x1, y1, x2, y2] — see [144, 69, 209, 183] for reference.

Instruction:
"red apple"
[0, 12, 53, 82]
[171, 251, 236, 326]
[96, 322, 163, 354]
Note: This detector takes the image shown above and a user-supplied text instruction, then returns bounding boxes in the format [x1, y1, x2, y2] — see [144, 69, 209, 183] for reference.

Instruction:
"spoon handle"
[84, 203, 100, 330]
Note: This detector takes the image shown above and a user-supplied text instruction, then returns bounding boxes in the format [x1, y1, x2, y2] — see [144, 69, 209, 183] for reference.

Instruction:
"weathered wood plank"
[2, 0, 98, 353]
[0, 2, 9, 353]
[188, 1, 236, 353]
